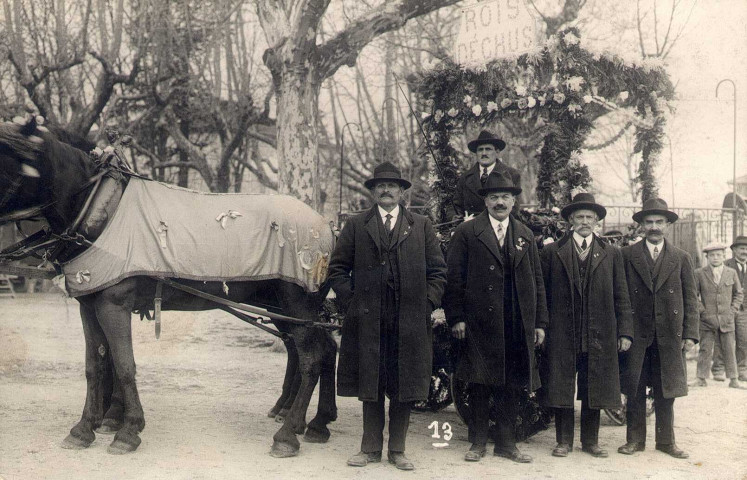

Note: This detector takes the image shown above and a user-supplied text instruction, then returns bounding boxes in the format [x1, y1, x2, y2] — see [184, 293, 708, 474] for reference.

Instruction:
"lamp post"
[339, 122, 360, 218]
[716, 79, 737, 239]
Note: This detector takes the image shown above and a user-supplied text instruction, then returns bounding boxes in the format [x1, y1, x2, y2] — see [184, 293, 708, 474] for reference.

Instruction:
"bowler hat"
[560, 192, 607, 221]
[478, 171, 522, 196]
[731, 235, 747, 249]
[364, 161, 411, 190]
[703, 242, 727, 253]
[468, 130, 506, 152]
[632, 197, 679, 224]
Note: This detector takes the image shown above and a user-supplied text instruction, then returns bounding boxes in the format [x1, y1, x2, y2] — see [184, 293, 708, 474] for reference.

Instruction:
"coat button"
[669, 289, 674, 294]
[673, 309, 678, 314]
[363, 308, 369, 314]
[488, 285, 493, 291]
[489, 265, 495, 271]
[634, 288, 638, 293]
[488, 306, 494, 312]
[367, 265, 372, 270]
[381, 260, 386, 265]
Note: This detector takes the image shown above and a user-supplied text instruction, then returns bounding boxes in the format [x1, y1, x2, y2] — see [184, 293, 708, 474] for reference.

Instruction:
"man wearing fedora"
[618, 198, 699, 459]
[712, 235, 747, 382]
[327, 161, 447, 471]
[444, 171, 548, 464]
[449, 130, 522, 220]
[539, 193, 633, 458]
[694, 242, 744, 389]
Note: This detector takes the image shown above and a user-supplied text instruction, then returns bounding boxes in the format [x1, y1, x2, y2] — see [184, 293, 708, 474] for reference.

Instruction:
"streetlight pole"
[340, 122, 360, 218]
[716, 79, 737, 240]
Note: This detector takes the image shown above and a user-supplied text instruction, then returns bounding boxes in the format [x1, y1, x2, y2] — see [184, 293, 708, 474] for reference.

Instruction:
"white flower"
[472, 104, 483, 116]
[543, 237, 555, 245]
[463, 212, 476, 222]
[501, 98, 512, 109]
[91, 147, 104, 158]
[421, 112, 431, 119]
[447, 107, 459, 117]
[565, 76, 585, 92]
[463, 95, 472, 106]
[551, 206, 561, 214]
[515, 85, 528, 96]
[527, 96, 537, 108]
[553, 92, 566, 104]
[618, 91, 629, 102]
[487, 101, 498, 113]
[563, 32, 580, 46]
[434, 110, 444, 122]
[583, 95, 593, 104]
[549, 76, 559, 88]
[538, 94, 547, 106]
[568, 103, 582, 114]
[570, 186, 588, 197]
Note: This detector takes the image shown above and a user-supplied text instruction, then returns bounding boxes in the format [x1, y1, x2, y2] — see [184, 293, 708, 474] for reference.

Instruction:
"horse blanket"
[61, 178, 334, 297]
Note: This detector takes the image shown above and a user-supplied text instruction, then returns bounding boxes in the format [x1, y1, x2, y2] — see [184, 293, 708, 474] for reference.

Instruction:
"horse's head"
[0, 118, 46, 216]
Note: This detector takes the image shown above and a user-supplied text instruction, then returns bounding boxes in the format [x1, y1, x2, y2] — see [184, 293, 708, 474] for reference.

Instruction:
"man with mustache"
[444, 172, 548, 463]
[540, 193, 633, 458]
[711, 235, 747, 382]
[328, 161, 447, 471]
[618, 198, 699, 459]
[449, 130, 522, 220]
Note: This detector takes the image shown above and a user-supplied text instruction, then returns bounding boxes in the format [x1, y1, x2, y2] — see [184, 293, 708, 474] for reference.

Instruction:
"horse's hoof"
[274, 414, 285, 424]
[270, 441, 299, 458]
[303, 428, 330, 444]
[267, 408, 280, 419]
[107, 439, 138, 455]
[61, 434, 93, 450]
[96, 419, 123, 435]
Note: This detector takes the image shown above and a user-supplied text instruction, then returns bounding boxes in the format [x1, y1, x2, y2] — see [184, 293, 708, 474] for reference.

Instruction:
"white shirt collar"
[488, 214, 510, 234]
[378, 204, 400, 223]
[478, 162, 496, 176]
[711, 264, 724, 275]
[646, 240, 664, 257]
[573, 232, 593, 249]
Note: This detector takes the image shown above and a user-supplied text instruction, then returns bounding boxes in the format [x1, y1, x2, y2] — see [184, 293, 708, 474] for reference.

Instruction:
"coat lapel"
[589, 236, 608, 277]
[465, 164, 483, 199]
[364, 206, 383, 255]
[509, 218, 529, 269]
[630, 241, 654, 292]
[556, 234, 580, 295]
[395, 207, 414, 248]
[474, 212, 504, 265]
[704, 266, 717, 285]
[654, 240, 678, 292]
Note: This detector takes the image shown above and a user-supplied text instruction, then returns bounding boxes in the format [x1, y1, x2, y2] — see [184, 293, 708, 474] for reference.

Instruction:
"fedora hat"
[363, 161, 411, 190]
[632, 197, 679, 223]
[731, 235, 747, 249]
[560, 192, 607, 221]
[468, 130, 506, 152]
[478, 171, 522, 196]
[703, 242, 727, 253]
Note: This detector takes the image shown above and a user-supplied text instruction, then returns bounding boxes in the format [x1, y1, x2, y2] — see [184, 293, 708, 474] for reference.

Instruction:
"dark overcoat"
[443, 211, 549, 389]
[450, 162, 522, 219]
[620, 240, 700, 399]
[539, 234, 634, 409]
[327, 205, 447, 402]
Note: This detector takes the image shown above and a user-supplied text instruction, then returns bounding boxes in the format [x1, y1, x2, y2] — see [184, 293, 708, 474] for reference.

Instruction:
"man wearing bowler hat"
[444, 171, 548, 463]
[327, 161, 447, 470]
[450, 130, 522, 220]
[712, 235, 747, 382]
[540, 193, 633, 458]
[618, 198, 699, 459]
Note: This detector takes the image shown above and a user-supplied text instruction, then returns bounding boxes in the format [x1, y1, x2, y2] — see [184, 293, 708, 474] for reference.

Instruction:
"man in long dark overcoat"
[327, 161, 447, 471]
[449, 130, 522, 220]
[540, 193, 633, 458]
[618, 198, 699, 459]
[444, 172, 548, 464]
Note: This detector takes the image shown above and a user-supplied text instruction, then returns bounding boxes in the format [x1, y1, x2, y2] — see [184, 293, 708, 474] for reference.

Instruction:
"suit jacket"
[620, 240, 700, 399]
[449, 162, 522, 220]
[443, 211, 549, 389]
[327, 205, 447, 402]
[540, 234, 633, 409]
[695, 265, 743, 332]
[725, 258, 747, 311]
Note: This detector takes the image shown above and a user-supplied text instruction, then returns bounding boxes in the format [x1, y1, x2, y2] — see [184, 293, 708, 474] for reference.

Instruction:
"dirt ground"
[1, 293, 746, 480]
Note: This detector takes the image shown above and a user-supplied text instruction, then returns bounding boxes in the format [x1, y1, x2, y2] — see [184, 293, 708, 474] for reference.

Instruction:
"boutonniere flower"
[516, 237, 528, 251]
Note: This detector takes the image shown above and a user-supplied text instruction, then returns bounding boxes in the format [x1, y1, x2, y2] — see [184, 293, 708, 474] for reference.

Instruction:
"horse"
[0, 118, 338, 457]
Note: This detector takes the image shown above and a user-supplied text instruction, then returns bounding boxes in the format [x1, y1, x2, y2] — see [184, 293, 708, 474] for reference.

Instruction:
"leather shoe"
[582, 444, 609, 458]
[618, 442, 645, 455]
[713, 372, 726, 382]
[494, 446, 533, 463]
[464, 445, 487, 462]
[552, 443, 571, 457]
[729, 379, 747, 389]
[696, 378, 707, 387]
[656, 443, 688, 459]
[347, 451, 381, 467]
[388, 451, 414, 471]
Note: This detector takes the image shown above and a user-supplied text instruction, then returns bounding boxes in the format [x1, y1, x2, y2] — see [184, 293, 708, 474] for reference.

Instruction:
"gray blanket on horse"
[61, 178, 334, 297]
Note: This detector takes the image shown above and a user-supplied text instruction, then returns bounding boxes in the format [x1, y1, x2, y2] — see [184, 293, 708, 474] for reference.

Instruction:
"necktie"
[480, 167, 489, 184]
[578, 237, 589, 261]
[384, 214, 392, 232]
[495, 223, 504, 247]
[714, 268, 721, 284]
[581, 238, 588, 250]
[652, 246, 659, 261]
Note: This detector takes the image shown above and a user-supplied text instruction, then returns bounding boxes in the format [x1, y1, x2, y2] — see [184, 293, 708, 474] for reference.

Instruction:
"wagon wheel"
[603, 390, 656, 426]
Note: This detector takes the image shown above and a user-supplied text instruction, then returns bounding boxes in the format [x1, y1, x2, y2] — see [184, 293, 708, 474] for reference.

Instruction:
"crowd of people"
[326, 130, 747, 470]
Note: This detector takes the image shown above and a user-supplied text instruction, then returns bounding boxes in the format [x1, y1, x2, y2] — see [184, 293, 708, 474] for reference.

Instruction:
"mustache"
[491, 205, 507, 210]
[647, 229, 663, 235]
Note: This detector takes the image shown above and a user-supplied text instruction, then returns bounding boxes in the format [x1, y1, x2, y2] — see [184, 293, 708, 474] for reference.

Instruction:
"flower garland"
[412, 28, 675, 222]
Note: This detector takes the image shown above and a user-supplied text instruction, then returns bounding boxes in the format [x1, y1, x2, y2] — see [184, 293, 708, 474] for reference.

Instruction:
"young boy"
[694, 243, 745, 389]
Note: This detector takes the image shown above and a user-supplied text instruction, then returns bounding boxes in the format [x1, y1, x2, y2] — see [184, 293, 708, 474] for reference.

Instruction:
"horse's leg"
[271, 325, 322, 457]
[276, 364, 302, 423]
[268, 337, 299, 421]
[303, 330, 338, 444]
[62, 302, 109, 449]
[97, 360, 124, 434]
[93, 282, 145, 454]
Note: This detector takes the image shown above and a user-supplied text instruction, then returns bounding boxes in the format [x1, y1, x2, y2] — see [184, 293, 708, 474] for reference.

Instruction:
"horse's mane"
[0, 118, 96, 163]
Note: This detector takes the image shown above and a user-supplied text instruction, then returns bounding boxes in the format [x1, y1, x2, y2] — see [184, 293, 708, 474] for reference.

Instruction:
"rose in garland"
[553, 92, 566, 104]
